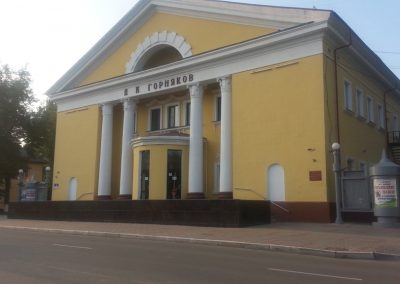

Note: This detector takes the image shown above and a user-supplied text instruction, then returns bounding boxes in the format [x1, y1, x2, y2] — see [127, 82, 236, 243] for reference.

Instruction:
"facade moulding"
[52, 21, 328, 112]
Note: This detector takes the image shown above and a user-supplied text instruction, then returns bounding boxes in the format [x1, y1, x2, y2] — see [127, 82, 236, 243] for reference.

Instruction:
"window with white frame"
[214, 163, 220, 193]
[185, 101, 190, 126]
[167, 104, 179, 128]
[215, 95, 221, 122]
[367, 96, 374, 123]
[377, 104, 385, 129]
[344, 80, 353, 111]
[149, 107, 161, 131]
[356, 88, 365, 118]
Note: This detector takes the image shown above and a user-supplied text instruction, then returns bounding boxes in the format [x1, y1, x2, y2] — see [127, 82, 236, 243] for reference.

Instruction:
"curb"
[0, 225, 399, 261]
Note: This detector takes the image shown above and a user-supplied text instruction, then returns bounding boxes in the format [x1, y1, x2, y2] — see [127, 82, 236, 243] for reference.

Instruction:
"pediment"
[47, 0, 331, 96]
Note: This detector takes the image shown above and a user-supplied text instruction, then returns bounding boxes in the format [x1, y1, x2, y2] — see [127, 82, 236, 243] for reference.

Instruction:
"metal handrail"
[388, 131, 400, 144]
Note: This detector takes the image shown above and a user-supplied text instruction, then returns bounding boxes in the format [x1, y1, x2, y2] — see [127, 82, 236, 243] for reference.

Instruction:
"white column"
[119, 99, 136, 199]
[188, 84, 204, 198]
[218, 76, 233, 198]
[97, 103, 114, 199]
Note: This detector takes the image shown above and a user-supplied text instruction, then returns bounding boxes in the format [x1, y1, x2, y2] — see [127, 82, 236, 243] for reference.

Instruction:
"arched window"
[68, 177, 77, 201]
[267, 164, 285, 201]
[125, 31, 192, 73]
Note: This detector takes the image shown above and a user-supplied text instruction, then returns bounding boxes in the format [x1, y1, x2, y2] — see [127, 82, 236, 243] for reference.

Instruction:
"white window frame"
[214, 94, 221, 122]
[164, 102, 180, 129]
[183, 100, 190, 126]
[377, 104, 385, 129]
[343, 80, 353, 112]
[148, 106, 162, 131]
[213, 162, 220, 193]
[367, 96, 374, 124]
[355, 87, 365, 118]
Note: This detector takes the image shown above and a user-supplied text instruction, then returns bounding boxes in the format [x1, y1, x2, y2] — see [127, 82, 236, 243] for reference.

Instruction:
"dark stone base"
[186, 192, 205, 199]
[96, 195, 112, 200]
[118, 194, 132, 200]
[218, 192, 233, 199]
[271, 202, 375, 223]
[8, 200, 271, 227]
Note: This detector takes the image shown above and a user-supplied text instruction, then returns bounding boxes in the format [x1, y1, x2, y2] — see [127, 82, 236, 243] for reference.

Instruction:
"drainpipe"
[333, 32, 352, 145]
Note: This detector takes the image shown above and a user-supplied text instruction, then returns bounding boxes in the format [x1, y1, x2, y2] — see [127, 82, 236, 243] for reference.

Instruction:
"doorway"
[139, 150, 150, 199]
[166, 150, 182, 199]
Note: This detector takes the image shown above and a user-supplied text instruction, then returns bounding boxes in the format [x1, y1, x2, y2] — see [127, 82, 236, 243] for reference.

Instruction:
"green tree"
[0, 65, 35, 203]
[25, 99, 57, 167]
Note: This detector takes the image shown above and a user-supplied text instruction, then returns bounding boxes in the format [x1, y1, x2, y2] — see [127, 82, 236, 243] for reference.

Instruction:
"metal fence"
[341, 170, 372, 212]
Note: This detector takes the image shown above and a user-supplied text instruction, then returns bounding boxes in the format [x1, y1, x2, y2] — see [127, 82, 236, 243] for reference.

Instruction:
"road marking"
[53, 244, 93, 250]
[268, 268, 362, 281]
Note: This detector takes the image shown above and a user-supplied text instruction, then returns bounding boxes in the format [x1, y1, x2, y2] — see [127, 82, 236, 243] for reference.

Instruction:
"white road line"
[53, 244, 93, 250]
[268, 268, 363, 281]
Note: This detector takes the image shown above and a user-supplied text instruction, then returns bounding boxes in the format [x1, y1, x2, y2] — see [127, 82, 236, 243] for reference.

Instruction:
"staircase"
[387, 131, 400, 164]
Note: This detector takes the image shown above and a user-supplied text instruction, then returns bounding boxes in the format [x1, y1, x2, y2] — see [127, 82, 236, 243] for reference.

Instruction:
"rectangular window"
[167, 105, 179, 128]
[216, 96, 221, 121]
[150, 108, 161, 131]
[214, 163, 220, 193]
[356, 88, 365, 118]
[367, 96, 374, 123]
[344, 80, 353, 111]
[377, 104, 385, 129]
[185, 102, 190, 126]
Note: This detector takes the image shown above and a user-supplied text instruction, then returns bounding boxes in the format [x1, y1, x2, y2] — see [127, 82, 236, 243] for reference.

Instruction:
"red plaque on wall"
[309, 171, 322, 181]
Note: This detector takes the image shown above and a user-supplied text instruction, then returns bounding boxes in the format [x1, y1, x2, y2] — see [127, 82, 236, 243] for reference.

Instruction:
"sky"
[1, 0, 399, 102]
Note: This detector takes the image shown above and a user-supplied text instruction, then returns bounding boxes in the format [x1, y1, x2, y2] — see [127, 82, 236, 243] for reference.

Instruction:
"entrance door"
[139, 150, 150, 199]
[166, 150, 182, 199]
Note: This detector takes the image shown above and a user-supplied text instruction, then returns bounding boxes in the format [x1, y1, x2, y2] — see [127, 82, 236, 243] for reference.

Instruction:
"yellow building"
[47, 0, 400, 222]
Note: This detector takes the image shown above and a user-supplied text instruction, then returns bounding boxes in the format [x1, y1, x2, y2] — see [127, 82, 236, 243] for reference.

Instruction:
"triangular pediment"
[47, 0, 331, 96]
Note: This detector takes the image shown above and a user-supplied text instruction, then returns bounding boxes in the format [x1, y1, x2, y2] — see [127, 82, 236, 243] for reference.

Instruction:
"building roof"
[47, 0, 399, 98]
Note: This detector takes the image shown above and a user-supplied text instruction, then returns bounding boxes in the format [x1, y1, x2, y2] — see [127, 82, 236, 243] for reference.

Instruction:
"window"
[149, 108, 161, 131]
[167, 105, 179, 128]
[213, 163, 220, 193]
[344, 80, 353, 111]
[393, 114, 399, 131]
[185, 102, 190, 126]
[367, 96, 374, 123]
[346, 158, 354, 171]
[377, 104, 385, 129]
[215, 95, 221, 121]
[356, 88, 365, 118]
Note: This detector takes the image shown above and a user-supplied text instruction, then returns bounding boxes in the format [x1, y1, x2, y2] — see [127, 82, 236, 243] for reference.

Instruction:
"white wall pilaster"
[188, 84, 204, 198]
[97, 103, 114, 199]
[119, 99, 136, 198]
[218, 76, 233, 198]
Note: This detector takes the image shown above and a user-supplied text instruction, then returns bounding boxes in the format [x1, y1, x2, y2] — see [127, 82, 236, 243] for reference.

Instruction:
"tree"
[0, 65, 35, 203]
[25, 99, 57, 167]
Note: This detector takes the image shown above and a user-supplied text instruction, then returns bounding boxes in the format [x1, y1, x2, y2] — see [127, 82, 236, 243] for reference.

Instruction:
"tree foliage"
[0, 65, 56, 203]
[0, 65, 34, 178]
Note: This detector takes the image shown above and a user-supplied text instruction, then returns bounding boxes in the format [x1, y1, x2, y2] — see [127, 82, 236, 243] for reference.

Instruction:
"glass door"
[139, 150, 150, 199]
[166, 150, 182, 199]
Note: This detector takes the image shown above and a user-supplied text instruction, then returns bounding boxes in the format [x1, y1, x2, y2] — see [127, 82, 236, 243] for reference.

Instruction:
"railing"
[388, 131, 400, 145]
[144, 126, 190, 136]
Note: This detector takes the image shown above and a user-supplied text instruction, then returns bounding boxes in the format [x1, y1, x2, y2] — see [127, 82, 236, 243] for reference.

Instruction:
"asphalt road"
[0, 229, 399, 283]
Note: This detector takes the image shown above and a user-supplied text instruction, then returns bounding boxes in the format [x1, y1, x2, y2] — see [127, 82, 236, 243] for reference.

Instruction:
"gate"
[341, 170, 372, 212]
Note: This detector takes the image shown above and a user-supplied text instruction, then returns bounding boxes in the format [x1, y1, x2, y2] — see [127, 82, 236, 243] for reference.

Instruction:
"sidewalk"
[0, 216, 399, 260]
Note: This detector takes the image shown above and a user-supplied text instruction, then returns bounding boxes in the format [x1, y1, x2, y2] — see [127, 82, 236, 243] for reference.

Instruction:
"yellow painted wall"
[80, 12, 275, 86]
[52, 106, 101, 200]
[232, 56, 328, 202]
[132, 144, 189, 199]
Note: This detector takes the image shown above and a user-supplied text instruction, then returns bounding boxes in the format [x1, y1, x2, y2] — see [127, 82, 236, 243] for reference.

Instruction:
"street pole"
[332, 142, 343, 224]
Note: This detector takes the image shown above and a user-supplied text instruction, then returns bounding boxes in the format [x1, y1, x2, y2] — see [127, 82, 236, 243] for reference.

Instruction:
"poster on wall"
[373, 178, 398, 208]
